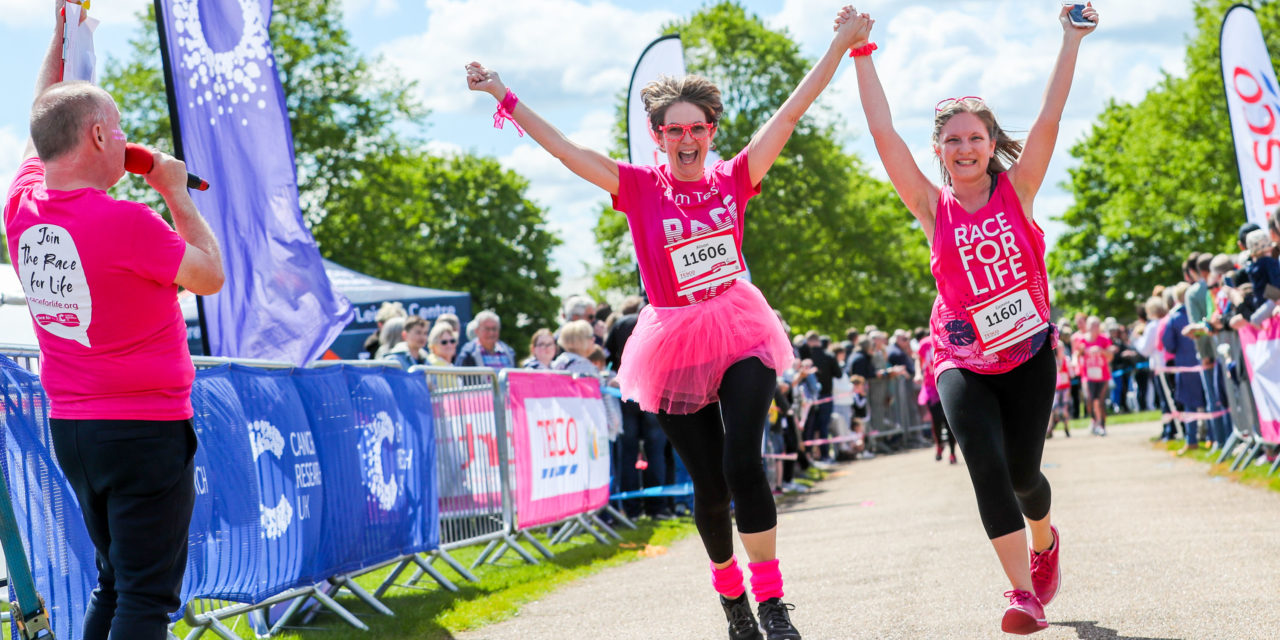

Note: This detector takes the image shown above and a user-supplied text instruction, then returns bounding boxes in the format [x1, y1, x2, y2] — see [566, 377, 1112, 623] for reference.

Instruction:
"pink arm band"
[493, 89, 525, 137]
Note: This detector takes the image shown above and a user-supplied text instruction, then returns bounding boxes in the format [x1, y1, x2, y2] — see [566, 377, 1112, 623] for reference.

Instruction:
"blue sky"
[0, 1, 1199, 296]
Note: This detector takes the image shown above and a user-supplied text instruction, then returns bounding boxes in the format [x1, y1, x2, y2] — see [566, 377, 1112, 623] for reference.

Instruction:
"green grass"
[1064, 409, 1162, 433]
[1156, 438, 1280, 494]
[162, 518, 697, 639]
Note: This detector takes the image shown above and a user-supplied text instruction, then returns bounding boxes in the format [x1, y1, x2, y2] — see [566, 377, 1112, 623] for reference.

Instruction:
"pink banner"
[505, 371, 611, 529]
[1236, 316, 1280, 443]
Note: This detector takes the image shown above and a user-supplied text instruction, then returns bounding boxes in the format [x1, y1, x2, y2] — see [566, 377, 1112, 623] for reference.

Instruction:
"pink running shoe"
[1001, 590, 1047, 635]
[1030, 526, 1061, 605]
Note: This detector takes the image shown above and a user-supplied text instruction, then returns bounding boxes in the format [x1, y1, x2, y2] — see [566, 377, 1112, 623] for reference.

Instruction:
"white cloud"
[0, 0, 149, 27]
[378, 0, 677, 114]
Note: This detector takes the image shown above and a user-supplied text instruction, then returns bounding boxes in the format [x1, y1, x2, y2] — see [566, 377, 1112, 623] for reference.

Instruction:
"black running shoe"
[720, 594, 763, 640]
[757, 598, 801, 639]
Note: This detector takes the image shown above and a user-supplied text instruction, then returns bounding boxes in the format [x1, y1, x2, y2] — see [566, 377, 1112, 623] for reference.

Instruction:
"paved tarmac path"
[457, 421, 1280, 639]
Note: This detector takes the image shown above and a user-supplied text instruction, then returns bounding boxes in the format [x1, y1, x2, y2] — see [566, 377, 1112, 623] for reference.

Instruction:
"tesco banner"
[505, 371, 611, 529]
[1221, 6, 1280, 227]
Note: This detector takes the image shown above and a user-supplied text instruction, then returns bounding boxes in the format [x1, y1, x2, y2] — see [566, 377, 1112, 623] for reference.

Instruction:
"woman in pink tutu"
[466, 8, 869, 639]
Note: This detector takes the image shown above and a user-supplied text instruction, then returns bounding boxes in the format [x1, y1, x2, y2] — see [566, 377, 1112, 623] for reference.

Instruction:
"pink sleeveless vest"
[929, 172, 1054, 378]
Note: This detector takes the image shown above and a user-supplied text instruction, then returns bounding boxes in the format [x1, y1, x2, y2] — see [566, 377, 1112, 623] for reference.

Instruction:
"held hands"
[465, 62, 507, 100]
[1059, 2, 1099, 37]
[832, 5, 873, 52]
[144, 150, 191, 198]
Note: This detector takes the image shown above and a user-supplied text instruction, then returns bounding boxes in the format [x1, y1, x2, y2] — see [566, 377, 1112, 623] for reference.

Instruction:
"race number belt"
[665, 227, 746, 297]
[964, 284, 1047, 355]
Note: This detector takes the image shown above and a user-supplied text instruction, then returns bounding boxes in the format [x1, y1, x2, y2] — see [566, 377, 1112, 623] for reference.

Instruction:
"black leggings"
[928, 401, 955, 456]
[657, 358, 777, 563]
[937, 340, 1056, 539]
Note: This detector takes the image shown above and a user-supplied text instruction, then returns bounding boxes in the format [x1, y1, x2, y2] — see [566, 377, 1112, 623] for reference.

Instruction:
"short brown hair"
[30, 82, 112, 162]
[641, 75, 724, 133]
[403, 315, 428, 333]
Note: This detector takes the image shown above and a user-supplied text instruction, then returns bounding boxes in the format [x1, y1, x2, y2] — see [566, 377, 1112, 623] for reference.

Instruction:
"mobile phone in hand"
[1063, 2, 1095, 27]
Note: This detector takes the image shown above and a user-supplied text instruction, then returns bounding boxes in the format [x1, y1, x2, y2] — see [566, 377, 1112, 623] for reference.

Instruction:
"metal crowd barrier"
[0, 345, 634, 638]
[1211, 333, 1272, 472]
[865, 377, 930, 453]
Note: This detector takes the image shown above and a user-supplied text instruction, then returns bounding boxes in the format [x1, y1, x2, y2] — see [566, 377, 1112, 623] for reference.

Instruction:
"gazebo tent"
[183, 259, 471, 360]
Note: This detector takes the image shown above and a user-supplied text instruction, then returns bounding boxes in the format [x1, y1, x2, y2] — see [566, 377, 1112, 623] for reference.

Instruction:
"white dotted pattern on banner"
[171, 0, 273, 127]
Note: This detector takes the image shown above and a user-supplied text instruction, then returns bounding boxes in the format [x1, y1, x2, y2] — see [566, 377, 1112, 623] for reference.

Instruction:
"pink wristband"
[848, 42, 878, 58]
[493, 89, 524, 137]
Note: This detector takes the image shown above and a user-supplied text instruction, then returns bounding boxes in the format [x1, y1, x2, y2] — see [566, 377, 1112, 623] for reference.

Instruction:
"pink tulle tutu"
[616, 280, 794, 415]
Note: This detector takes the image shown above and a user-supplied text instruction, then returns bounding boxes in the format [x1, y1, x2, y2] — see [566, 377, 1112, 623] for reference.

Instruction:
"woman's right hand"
[465, 61, 506, 100]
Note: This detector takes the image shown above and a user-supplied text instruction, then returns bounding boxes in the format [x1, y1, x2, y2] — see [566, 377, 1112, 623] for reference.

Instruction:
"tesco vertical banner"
[1221, 6, 1280, 227]
[505, 371, 611, 529]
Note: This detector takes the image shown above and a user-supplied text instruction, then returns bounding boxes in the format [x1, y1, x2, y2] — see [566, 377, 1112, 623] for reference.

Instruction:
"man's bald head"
[30, 82, 115, 162]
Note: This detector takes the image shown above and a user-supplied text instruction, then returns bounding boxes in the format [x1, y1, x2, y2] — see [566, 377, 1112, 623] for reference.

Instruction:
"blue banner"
[382, 369, 440, 553]
[181, 366, 263, 605]
[157, 0, 352, 364]
[0, 360, 443, 635]
[229, 366, 325, 590]
[0, 357, 96, 640]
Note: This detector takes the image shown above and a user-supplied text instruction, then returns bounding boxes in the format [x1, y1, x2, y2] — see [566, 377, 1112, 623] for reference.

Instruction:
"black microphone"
[124, 143, 210, 191]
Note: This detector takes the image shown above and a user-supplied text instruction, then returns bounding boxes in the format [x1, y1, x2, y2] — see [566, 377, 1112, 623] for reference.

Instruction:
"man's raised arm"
[24, 1, 69, 160]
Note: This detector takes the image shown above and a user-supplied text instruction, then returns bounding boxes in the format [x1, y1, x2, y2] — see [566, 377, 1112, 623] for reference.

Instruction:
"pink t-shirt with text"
[612, 150, 760, 307]
[5, 158, 193, 420]
[929, 173, 1054, 378]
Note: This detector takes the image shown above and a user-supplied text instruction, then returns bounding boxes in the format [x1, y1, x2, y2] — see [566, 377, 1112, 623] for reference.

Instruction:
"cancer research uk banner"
[505, 372, 611, 529]
[158, 0, 352, 365]
[1221, 6, 1280, 227]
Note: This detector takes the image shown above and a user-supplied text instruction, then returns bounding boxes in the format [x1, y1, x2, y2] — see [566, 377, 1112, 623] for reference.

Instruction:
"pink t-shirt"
[5, 158, 193, 420]
[612, 150, 760, 307]
[929, 173, 1054, 378]
[1079, 335, 1113, 382]
[916, 336, 940, 405]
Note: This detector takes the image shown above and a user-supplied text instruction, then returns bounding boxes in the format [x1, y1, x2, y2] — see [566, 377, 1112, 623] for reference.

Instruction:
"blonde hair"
[932, 99, 1024, 186]
[1144, 296, 1168, 320]
[557, 320, 595, 353]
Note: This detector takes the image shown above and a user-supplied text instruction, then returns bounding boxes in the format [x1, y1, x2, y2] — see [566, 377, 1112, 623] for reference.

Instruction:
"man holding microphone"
[4, 2, 224, 638]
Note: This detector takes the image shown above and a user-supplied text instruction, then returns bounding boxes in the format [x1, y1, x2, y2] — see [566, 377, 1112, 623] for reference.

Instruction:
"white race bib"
[1086, 366, 1103, 380]
[965, 286, 1047, 355]
[665, 228, 745, 297]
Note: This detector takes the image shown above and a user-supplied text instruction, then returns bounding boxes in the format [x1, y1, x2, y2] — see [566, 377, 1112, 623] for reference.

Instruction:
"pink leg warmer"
[748, 558, 784, 602]
[710, 558, 746, 599]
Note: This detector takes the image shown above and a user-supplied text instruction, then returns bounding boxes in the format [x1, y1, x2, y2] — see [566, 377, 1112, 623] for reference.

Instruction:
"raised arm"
[24, 1, 68, 160]
[851, 17, 938, 232]
[1008, 3, 1098, 209]
[466, 62, 619, 195]
[745, 6, 870, 186]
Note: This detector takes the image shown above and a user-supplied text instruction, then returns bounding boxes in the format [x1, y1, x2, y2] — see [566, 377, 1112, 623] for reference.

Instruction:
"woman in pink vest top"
[467, 8, 872, 640]
[846, 3, 1098, 635]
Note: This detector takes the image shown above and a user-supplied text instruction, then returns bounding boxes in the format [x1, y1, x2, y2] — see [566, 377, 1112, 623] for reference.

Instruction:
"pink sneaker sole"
[1001, 608, 1048, 635]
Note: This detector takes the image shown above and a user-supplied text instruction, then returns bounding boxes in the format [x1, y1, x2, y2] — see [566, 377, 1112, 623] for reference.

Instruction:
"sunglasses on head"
[935, 96, 985, 112]
[655, 122, 716, 142]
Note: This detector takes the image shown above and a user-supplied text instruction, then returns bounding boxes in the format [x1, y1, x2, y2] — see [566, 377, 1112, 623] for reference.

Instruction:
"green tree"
[97, 0, 561, 356]
[591, 2, 935, 335]
[313, 150, 562, 359]
[102, 0, 418, 218]
[1049, 0, 1279, 318]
